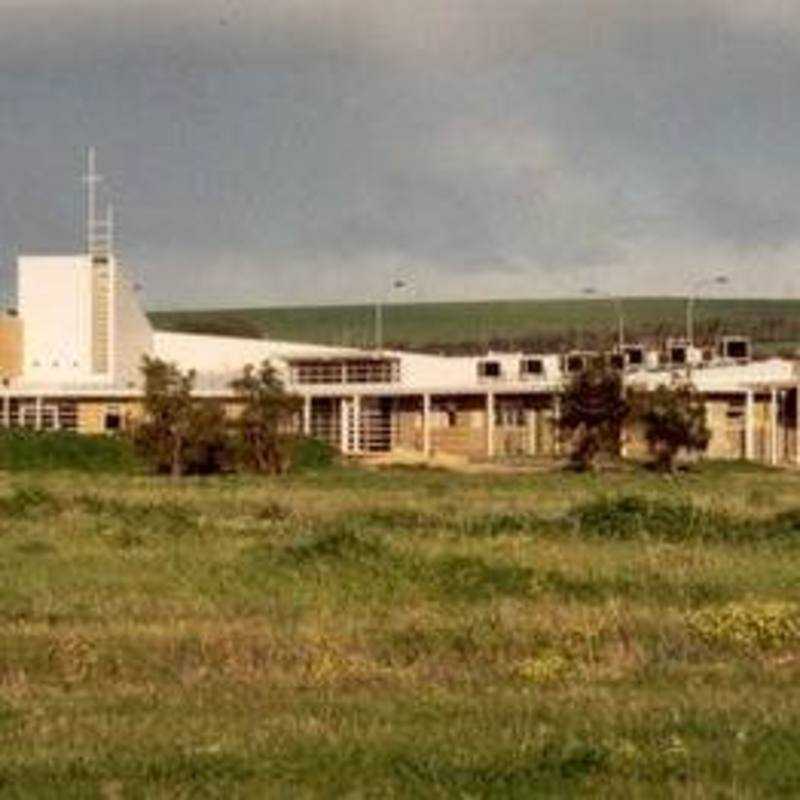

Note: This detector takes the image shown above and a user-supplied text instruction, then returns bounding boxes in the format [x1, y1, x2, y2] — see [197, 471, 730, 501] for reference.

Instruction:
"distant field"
[3, 462, 800, 796]
[150, 297, 800, 354]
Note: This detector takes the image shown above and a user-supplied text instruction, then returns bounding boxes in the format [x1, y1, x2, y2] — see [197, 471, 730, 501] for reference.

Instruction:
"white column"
[422, 394, 431, 458]
[744, 390, 755, 461]
[486, 392, 496, 458]
[529, 407, 538, 457]
[770, 389, 779, 466]
[353, 394, 362, 454]
[35, 396, 43, 431]
[553, 394, 562, 457]
[339, 397, 349, 454]
[2, 394, 9, 428]
[107, 257, 116, 378]
[303, 396, 312, 436]
[796, 386, 800, 466]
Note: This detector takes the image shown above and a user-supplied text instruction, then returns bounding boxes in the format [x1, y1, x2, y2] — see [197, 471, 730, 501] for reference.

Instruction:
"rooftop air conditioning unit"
[561, 351, 598, 374]
[718, 336, 752, 364]
[622, 344, 646, 369]
[665, 338, 703, 367]
[477, 359, 502, 379]
[519, 356, 545, 380]
[607, 352, 625, 370]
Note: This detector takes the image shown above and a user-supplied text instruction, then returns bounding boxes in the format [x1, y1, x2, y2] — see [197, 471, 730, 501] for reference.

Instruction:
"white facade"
[17, 253, 153, 389]
[18, 255, 97, 382]
[153, 332, 361, 389]
[111, 263, 154, 385]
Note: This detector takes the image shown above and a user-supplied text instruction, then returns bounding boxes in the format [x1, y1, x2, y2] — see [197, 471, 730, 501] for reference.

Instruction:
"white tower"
[16, 149, 153, 386]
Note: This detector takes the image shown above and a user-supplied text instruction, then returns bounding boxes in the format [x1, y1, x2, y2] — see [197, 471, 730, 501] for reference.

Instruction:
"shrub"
[514, 652, 573, 684]
[559, 364, 629, 471]
[0, 430, 138, 474]
[0, 486, 59, 517]
[632, 384, 711, 472]
[284, 436, 337, 473]
[133, 357, 232, 476]
[574, 495, 735, 541]
[276, 526, 388, 564]
[687, 602, 800, 654]
[230, 361, 302, 475]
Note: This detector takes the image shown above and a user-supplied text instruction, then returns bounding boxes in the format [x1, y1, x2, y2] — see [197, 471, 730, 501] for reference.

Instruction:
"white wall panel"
[18, 256, 94, 381]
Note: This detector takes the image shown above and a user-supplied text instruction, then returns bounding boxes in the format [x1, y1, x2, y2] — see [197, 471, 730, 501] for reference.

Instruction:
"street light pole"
[374, 301, 383, 351]
[614, 296, 624, 351]
[686, 275, 729, 349]
[374, 277, 411, 352]
[583, 288, 624, 350]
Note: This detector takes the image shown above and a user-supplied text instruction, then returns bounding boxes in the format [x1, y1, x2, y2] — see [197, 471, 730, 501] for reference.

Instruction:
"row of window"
[0, 402, 121, 432]
[30, 360, 82, 369]
[289, 359, 401, 385]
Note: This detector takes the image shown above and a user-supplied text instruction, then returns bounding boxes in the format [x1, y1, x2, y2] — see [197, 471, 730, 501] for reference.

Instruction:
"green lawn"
[1, 462, 800, 796]
[150, 297, 800, 354]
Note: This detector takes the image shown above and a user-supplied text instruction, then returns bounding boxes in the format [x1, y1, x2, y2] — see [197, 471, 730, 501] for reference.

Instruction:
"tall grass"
[1, 463, 800, 796]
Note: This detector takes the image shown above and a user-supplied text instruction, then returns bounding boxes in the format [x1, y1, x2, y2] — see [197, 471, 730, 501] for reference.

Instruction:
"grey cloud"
[1, 0, 800, 305]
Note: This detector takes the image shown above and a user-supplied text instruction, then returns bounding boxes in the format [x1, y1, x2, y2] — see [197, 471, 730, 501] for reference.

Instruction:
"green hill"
[149, 297, 800, 355]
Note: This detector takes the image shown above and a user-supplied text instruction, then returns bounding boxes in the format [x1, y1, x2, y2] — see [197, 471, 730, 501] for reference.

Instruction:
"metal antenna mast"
[84, 146, 100, 254]
[82, 147, 116, 259]
[106, 203, 115, 255]
[83, 146, 106, 256]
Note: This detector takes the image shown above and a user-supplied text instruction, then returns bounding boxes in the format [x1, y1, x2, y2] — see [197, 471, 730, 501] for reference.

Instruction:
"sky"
[1, 0, 800, 309]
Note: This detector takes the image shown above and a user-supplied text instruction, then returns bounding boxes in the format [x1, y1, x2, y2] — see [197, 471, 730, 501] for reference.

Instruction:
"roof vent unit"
[621, 344, 647, 369]
[561, 351, 596, 374]
[718, 336, 752, 364]
[666, 338, 703, 367]
[607, 352, 625, 370]
[477, 359, 502, 380]
[519, 356, 544, 379]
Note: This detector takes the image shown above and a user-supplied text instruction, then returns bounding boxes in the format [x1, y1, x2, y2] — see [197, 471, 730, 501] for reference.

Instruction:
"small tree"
[635, 385, 711, 472]
[134, 356, 230, 477]
[559, 363, 629, 471]
[230, 360, 302, 474]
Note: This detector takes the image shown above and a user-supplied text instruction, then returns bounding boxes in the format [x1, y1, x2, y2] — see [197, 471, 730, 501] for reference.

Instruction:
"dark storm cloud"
[1, 0, 800, 306]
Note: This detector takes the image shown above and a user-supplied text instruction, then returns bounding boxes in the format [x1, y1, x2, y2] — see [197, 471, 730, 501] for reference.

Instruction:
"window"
[104, 404, 122, 431]
[520, 358, 544, 377]
[608, 354, 625, 370]
[104, 413, 121, 431]
[626, 348, 644, 365]
[290, 359, 399, 385]
[496, 406, 525, 427]
[670, 347, 687, 364]
[726, 398, 745, 420]
[477, 361, 501, 379]
[19, 405, 37, 429]
[726, 340, 750, 360]
[566, 355, 584, 373]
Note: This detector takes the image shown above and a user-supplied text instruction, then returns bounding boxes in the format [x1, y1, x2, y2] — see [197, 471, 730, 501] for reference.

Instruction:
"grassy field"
[150, 297, 800, 354]
[2, 460, 800, 796]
